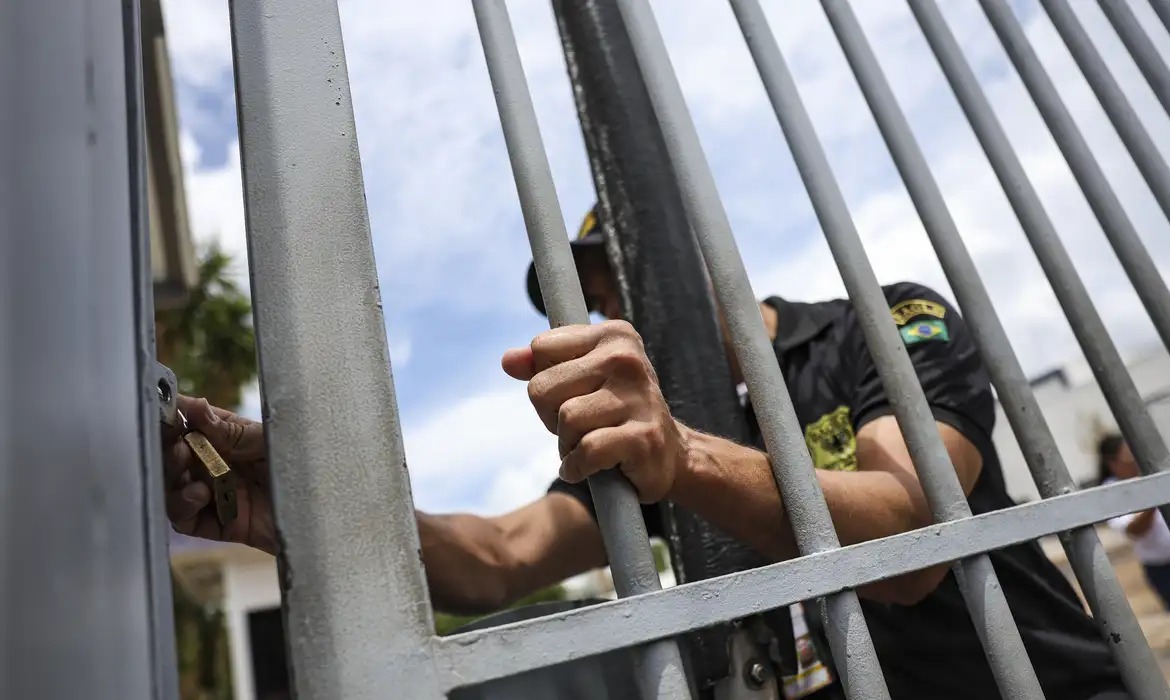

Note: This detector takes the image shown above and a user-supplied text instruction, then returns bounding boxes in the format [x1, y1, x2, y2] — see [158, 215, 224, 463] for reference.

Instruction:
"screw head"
[745, 660, 768, 689]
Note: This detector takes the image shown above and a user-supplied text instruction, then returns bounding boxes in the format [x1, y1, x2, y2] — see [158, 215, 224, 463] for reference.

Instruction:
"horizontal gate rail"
[434, 469, 1170, 691]
[1096, 0, 1170, 116]
[471, 1, 692, 697]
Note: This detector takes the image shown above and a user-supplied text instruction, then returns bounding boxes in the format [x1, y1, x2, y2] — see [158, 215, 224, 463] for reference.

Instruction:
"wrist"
[668, 421, 715, 507]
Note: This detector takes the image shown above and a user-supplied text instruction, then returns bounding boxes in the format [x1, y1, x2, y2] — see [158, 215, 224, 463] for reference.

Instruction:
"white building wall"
[222, 558, 281, 700]
[992, 347, 1170, 503]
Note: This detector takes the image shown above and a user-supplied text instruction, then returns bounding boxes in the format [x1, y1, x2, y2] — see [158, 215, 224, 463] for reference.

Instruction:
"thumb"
[501, 346, 536, 381]
[181, 397, 266, 461]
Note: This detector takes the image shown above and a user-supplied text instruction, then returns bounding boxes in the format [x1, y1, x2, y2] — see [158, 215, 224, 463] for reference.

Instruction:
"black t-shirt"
[548, 282, 1125, 700]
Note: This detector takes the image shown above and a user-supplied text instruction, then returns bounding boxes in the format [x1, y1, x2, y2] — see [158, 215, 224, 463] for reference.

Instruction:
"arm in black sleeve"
[848, 282, 996, 457]
[547, 478, 664, 539]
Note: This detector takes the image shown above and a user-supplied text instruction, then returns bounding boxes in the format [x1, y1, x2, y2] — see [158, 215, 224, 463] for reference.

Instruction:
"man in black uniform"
[165, 209, 1128, 698]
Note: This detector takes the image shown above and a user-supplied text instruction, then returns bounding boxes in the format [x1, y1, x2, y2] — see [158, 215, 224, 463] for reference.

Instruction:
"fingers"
[182, 397, 266, 461]
[527, 356, 609, 434]
[503, 322, 620, 382]
[556, 388, 627, 458]
[167, 480, 212, 535]
[559, 422, 660, 489]
[527, 335, 653, 434]
[164, 438, 194, 491]
[501, 346, 536, 381]
[560, 421, 672, 503]
[530, 324, 608, 372]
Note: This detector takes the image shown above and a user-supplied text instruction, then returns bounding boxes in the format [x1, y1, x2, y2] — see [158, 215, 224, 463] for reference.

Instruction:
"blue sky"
[161, 0, 1170, 516]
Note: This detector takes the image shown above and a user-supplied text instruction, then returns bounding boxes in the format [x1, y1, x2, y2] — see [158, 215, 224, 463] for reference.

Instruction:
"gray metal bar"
[472, 2, 692, 698]
[1097, 0, 1170, 115]
[1153, 0, 1170, 35]
[909, 0, 1170, 518]
[612, 1, 891, 698]
[811, 0, 1167, 695]
[2, 0, 161, 697]
[734, 2, 1042, 697]
[435, 468, 1170, 691]
[229, 1, 441, 698]
[125, 0, 182, 695]
[1000, 0, 1170, 371]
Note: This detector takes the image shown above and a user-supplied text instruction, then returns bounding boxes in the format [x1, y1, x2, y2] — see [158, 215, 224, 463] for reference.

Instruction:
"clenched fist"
[502, 320, 687, 503]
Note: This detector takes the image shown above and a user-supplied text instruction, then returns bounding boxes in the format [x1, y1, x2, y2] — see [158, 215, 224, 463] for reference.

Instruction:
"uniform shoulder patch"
[804, 406, 858, 472]
[890, 298, 946, 326]
[900, 318, 949, 345]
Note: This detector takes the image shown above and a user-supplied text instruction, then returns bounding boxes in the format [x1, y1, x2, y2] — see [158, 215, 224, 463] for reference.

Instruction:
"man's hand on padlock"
[164, 396, 278, 556]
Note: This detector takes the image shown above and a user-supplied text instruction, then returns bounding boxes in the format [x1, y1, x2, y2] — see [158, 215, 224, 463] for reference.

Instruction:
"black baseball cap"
[525, 206, 604, 316]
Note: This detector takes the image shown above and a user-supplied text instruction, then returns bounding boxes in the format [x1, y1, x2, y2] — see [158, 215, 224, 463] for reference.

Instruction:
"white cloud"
[403, 382, 559, 515]
[160, 0, 1170, 516]
[178, 130, 249, 292]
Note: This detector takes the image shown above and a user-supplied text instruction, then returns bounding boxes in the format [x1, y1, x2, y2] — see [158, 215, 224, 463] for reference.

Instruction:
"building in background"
[993, 345, 1170, 503]
[143, 0, 197, 314]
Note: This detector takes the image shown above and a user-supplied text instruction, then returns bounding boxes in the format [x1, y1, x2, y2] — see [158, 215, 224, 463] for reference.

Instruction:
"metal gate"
[4, 0, 1170, 699]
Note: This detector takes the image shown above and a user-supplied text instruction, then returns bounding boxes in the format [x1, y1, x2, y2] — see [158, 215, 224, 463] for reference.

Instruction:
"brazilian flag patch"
[900, 319, 949, 345]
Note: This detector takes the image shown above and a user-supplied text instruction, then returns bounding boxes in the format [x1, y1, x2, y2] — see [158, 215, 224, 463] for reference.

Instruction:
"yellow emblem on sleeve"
[577, 211, 597, 239]
[804, 406, 858, 472]
[890, 298, 946, 326]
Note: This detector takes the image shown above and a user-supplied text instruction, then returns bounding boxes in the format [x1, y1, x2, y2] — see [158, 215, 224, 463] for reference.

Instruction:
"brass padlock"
[179, 410, 238, 528]
[156, 365, 238, 527]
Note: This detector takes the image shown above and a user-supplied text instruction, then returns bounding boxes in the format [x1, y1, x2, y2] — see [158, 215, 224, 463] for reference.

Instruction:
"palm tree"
[156, 243, 256, 410]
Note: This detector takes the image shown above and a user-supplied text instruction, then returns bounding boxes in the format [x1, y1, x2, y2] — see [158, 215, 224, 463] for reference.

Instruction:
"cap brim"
[526, 233, 604, 316]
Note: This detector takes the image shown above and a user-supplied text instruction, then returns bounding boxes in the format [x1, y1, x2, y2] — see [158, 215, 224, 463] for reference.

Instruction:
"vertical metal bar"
[907, 0, 1170, 521]
[125, 0, 182, 696]
[551, 0, 771, 689]
[2, 0, 160, 697]
[991, 0, 1170, 370]
[1097, 0, 1170, 115]
[472, 2, 692, 698]
[1152, 0, 1170, 36]
[733, 2, 1044, 698]
[801, 0, 1169, 695]
[612, 1, 892, 698]
[229, 1, 441, 698]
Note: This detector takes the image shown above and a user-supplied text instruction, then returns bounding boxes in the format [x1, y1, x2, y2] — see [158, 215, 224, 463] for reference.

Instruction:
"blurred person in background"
[1099, 433, 1170, 609]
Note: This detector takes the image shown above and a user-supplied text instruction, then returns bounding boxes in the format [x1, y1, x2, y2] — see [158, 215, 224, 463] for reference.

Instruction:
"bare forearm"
[1128, 509, 1157, 537]
[417, 512, 516, 615]
[673, 427, 927, 553]
[415, 496, 605, 616]
[671, 425, 940, 603]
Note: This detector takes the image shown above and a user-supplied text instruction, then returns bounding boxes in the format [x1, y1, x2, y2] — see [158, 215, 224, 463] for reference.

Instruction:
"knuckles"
[633, 420, 666, 457]
[599, 343, 647, 378]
